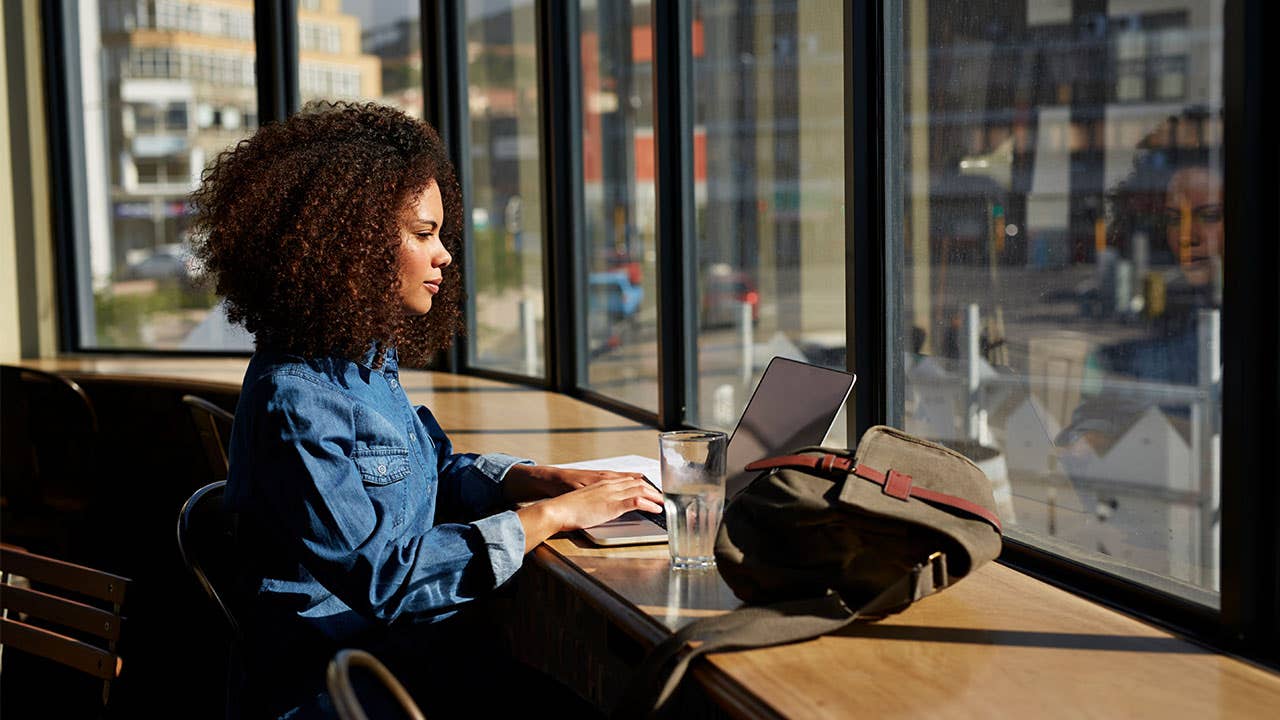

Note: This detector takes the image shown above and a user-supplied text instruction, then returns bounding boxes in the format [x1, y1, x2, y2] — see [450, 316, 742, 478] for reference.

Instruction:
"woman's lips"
[424, 281, 440, 294]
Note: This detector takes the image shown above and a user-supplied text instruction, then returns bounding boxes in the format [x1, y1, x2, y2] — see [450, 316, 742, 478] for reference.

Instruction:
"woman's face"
[1164, 166, 1223, 286]
[397, 181, 452, 315]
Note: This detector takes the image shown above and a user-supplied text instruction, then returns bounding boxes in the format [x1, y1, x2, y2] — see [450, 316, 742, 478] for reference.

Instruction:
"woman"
[190, 102, 661, 717]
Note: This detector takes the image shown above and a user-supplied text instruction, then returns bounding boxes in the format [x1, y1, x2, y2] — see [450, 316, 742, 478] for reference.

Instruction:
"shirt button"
[377, 464, 387, 475]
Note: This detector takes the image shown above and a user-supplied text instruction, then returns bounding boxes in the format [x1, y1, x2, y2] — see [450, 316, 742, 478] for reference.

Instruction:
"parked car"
[122, 245, 196, 285]
[701, 264, 759, 328]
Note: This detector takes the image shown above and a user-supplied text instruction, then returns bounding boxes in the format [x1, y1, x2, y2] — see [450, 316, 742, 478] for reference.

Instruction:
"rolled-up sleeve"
[470, 510, 526, 587]
[251, 373, 523, 622]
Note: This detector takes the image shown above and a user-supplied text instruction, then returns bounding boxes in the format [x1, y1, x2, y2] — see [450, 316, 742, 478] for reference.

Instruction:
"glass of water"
[659, 430, 728, 570]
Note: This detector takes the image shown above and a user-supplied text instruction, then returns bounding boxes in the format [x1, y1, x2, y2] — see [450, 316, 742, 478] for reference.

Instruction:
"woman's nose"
[435, 243, 452, 268]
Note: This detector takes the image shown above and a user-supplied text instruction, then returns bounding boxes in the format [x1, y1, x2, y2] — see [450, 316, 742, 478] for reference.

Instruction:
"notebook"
[566, 357, 856, 546]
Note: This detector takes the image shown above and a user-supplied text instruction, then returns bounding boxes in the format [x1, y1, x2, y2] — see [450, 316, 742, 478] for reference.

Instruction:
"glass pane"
[891, 1, 1224, 605]
[580, 0, 658, 411]
[327, 1, 422, 117]
[85, 0, 262, 350]
[690, 0, 847, 444]
[464, 1, 547, 378]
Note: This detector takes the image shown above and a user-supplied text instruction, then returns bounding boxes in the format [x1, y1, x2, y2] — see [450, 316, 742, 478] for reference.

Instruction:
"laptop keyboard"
[620, 508, 667, 530]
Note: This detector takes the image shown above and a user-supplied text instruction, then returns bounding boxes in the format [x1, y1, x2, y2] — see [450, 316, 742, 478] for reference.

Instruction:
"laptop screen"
[724, 357, 856, 498]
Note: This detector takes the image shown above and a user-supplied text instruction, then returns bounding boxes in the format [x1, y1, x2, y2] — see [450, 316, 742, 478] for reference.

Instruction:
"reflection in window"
[690, 0, 847, 443]
[464, 1, 546, 378]
[580, 0, 659, 411]
[891, 0, 1223, 605]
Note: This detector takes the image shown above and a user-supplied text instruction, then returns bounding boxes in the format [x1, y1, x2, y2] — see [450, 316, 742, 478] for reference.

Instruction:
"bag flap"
[838, 425, 1003, 578]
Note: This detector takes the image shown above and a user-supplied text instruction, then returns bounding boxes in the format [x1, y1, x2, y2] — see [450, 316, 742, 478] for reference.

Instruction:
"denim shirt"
[225, 347, 531, 665]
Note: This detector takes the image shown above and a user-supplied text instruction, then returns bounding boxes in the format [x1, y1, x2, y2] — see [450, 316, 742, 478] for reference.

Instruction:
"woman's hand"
[503, 464, 649, 503]
[515, 475, 663, 552]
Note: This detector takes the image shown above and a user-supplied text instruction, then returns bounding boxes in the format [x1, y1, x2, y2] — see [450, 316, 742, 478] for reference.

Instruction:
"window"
[580, 0, 659, 412]
[1114, 13, 1190, 103]
[886, 1, 1225, 606]
[65, 1, 258, 351]
[300, 22, 342, 54]
[463, 1, 547, 378]
[689, 1, 847, 441]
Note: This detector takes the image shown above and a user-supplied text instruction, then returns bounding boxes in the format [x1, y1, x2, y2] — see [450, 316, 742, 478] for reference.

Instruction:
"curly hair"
[1107, 106, 1219, 263]
[189, 101, 464, 368]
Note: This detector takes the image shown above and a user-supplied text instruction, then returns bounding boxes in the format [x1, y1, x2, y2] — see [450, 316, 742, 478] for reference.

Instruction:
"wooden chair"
[182, 394, 235, 484]
[327, 649, 426, 720]
[0, 544, 130, 708]
[1, 365, 100, 558]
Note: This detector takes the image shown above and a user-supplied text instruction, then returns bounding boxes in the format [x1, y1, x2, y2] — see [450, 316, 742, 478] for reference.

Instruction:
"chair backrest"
[0, 544, 130, 707]
[1, 365, 98, 511]
[176, 481, 243, 646]
[182, 394, 235, 484]
[326, 649, 426, 720]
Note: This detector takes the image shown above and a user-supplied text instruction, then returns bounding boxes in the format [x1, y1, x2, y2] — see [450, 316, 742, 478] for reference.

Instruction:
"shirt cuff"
[471, 510, 526, 587]
[471, 452, 535, 484]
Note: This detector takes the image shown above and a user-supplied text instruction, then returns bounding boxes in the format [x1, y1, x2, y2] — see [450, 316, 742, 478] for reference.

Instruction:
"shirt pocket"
[352, 447, 412, 528]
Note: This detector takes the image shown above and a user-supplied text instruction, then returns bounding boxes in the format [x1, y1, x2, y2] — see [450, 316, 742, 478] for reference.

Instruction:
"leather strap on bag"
[745, 454, 1003, 533]
[612, 553, 950, 719]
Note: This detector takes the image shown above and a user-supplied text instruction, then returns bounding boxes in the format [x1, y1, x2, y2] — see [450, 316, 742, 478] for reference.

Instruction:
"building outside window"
[579, 0, 659, 411]
[78, 0, 380, 350]
[462, 0, 548, 378]
[690, 0, 847, 440]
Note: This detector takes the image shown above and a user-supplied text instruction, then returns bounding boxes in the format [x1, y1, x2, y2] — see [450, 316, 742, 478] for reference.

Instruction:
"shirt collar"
[358, 344, 399, 374]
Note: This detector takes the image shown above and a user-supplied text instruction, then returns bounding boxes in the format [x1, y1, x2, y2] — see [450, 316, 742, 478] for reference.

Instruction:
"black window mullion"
[651, 0, 697, 430]
[537, 0, 585, 393]
[253, 0, 298, 122]
[41, 0, 88, 352]
[1221, 0, 1280, 663]
[846, 0, 891, 443]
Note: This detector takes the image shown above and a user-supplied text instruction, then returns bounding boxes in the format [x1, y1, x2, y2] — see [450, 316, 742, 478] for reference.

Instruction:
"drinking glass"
[659, 430, 728, 569]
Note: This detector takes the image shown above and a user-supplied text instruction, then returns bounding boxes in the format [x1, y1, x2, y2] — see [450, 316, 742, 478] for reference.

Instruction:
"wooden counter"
[15, 356, 1280, 718]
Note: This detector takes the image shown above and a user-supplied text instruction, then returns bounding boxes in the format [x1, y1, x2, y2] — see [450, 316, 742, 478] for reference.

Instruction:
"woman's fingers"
[548, 468, 650, 492]
[607, 475, 663, 515]
[549, 475, 665, 530]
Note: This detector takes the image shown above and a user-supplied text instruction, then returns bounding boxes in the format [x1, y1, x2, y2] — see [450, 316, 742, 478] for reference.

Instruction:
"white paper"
[551, 455, 663, 490]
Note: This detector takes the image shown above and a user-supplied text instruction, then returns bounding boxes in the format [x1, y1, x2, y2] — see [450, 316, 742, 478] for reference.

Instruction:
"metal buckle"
[911, 551, 950, 600]
[927, 551, 948, 592]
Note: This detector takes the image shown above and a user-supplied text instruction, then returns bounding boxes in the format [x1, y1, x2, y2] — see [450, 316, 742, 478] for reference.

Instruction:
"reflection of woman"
[191, 103, 660, 717]
[1058, 109, 1223, 474]
[1161, 164, 1223, 289]
[1052, 115, 1224, 563]
[1093, 109, 1222, 387]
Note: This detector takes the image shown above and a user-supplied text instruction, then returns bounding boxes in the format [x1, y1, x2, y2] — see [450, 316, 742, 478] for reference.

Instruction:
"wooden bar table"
[17, 357, 1280, 718]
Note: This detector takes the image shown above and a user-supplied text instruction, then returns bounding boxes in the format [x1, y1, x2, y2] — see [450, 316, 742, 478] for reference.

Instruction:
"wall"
[2, 0, 59, 360]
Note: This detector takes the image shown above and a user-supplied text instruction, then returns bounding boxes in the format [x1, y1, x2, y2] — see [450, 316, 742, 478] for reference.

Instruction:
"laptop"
[573, 357, 856, 546]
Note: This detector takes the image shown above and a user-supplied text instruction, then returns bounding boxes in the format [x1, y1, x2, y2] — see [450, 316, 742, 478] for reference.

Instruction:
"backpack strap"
[613, 553, 950, 719]
[745, 454, 1002, 533]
